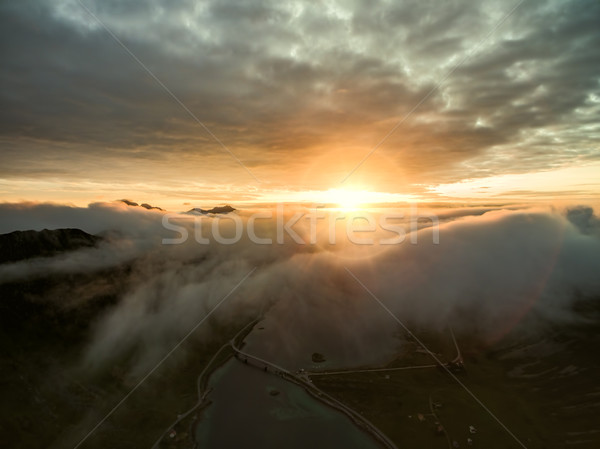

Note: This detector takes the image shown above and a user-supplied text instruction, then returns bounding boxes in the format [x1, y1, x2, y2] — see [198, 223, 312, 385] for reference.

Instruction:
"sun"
[324, 188, 368, 210]
[271, 187, 417, 209]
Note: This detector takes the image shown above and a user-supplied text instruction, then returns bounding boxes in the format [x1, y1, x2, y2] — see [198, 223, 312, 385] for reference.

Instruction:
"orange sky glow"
[1, 0, 598, 211]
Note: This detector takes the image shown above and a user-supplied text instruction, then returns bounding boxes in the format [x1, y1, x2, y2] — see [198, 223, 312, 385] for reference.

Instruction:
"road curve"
[152, 318, 399, 449]
[151, 320, 258, 449]
[230, 341, 398, 449]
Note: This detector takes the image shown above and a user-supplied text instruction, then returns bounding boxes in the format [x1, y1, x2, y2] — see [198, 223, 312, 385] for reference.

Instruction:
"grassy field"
[311, 318, 600, 449]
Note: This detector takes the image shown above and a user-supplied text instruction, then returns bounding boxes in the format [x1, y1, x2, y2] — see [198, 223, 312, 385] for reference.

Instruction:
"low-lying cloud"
[1, 201, 599, 373]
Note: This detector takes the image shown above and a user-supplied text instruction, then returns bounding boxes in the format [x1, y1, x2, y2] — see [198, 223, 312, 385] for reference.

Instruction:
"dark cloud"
[566, 205, 600, 236]
[0, 0, 598, 188]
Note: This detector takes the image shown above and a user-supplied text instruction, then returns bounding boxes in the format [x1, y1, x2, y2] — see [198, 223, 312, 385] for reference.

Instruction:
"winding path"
[307, 325, 461, 377]
[152, 323, 463, 449]
[230, 341, 399, 449]
[150, 320, 257, 449]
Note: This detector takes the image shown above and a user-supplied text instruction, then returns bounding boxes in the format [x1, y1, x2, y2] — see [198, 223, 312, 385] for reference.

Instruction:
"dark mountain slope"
[0, 229, 100, 264]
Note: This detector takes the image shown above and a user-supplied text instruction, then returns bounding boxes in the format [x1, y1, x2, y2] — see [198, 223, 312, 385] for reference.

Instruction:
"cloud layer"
[1, 202, 599, 373]
[1, 0, 599, 197]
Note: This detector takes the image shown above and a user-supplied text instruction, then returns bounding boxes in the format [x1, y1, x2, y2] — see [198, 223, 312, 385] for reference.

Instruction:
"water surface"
[196, 359, 381, 448]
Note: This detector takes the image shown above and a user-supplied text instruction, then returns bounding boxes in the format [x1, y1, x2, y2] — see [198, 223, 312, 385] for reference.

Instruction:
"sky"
[0, 0, 599, 209]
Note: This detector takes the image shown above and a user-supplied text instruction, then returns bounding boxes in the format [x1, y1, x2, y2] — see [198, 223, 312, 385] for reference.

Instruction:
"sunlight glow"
[308, 188, 417, 210]
[428, 162, 600, 200]
[323, 188, 372, 210]
[250, 187, 419, 210]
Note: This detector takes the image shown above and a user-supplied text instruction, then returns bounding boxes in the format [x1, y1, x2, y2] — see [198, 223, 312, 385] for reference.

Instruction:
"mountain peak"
[119, 199, 164, 211]
[186, 205, 236, 215]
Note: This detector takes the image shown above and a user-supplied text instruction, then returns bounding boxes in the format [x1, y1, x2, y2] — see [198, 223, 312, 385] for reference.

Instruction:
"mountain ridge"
[186, 205, 236, 215]
[0, 228, 100, 264]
